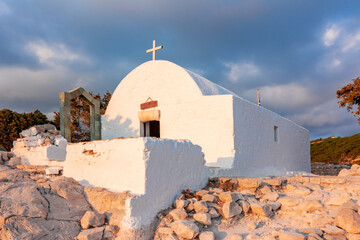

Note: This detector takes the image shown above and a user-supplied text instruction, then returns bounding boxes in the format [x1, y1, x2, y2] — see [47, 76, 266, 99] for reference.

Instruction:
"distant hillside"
[311, 133, 360, 164]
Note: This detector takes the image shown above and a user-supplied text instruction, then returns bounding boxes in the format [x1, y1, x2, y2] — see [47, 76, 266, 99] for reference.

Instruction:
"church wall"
[63, 138, 147, 194]
[122, 138, 209, 230]
[211, 96, 310, 177]
[63, 137, 208, 232]
[159, 95, 235, 167]
[102, 93, 235, 168]
[13, 144, 66, 167]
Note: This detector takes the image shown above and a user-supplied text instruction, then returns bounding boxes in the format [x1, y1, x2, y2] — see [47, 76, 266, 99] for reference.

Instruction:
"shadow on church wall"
[101, 115, 139, 139]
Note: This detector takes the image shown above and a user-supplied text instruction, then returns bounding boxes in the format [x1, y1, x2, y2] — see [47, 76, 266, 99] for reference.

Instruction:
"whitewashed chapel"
[11, 41, 311, 234]
[101, 41, 310, 177]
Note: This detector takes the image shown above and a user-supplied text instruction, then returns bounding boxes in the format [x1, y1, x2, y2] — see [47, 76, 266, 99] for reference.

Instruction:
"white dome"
[105, 60, 237, 119]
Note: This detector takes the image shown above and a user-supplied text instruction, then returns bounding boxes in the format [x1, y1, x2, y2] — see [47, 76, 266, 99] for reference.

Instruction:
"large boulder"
[83, 187, 132, 226]
[0, 181, 48, 226]
[1, 216, 80, 239]
[41, 177, 91, 221]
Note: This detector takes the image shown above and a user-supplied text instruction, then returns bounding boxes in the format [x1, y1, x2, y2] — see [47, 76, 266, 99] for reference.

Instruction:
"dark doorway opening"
[143, 121, 160, 138]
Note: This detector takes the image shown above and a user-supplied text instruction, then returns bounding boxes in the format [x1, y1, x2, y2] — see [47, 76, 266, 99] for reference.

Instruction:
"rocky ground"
[1, 149, 360, 240]
[0, 153, 132, 240]
[153, 165, 360, 240]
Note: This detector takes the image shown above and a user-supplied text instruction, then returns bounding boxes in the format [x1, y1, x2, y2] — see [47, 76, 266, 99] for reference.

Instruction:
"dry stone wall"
[311, 162, 351, 176]
[11, 124, 67, 166]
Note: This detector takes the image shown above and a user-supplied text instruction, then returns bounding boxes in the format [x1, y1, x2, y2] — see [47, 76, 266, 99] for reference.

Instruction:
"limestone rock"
[301, 228, 324, 236]
[263, 178, 284, 187]
[1, 216, 81, 239]
[194, 200, 209, 213]
[249, 200, 273, 217]
[43, 123, 57, 131]
[77, 227, 105, 240]
[0, 151, 9, 162]
[325, 194, 351, 206]
[220, 192, 239, 202]
[255, 183, 274, 198]
[323, 234, 346, 240]
[0, 181, 48, 225]
[346, 233, 360, 240]
[169, 208, 188, 220]
[170, 220, 199, 239]
[278, 197, 300, 208]
[80, 211, 106, 229]
[45, 166, 63, 175]
[338, 169, 353, 177]
[338, 200, 360, 211]
[210, 187, 224, 194]
[166, 233, 179, 240]
[193, 212, 212, 225]
[202, 194, 218, 203]
[84, 187, 132, 226]
[237, 178, 261, 189]
[105, 225, 119, 235]
[209, 208, 220, 218]
[268, 201, 281, 211]
[309, 214, 335, 228]
[103, 229, 116, 240]
[196, 190, 209, 197]
[278, 231, 306, 240]
[223, 201, 242, 219]
[263, 192, 279, 201]
[238, 200, 251, 213]
[286, 184, 311, 196]
[158, 227, 173, 235]
[247, 221, 258, 230]
[351, 164, 360, 170]
[307, 233, 323, 240]
[175, 199, 189, 209]
[199, 231, 215, 240]
[7, 157, 22, 166]
[42, 177, 92, 221]
[20, 129, 31, 137]
[185, 199, 195, 212]
[298, 200, 323, 213]
[303, 182, 323, 191]
[321, 225, 345, 235]
[335, 207, 360, 233]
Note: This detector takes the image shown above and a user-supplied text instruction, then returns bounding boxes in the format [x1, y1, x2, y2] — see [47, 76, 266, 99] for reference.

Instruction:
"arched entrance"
[59, 87, 101, 142]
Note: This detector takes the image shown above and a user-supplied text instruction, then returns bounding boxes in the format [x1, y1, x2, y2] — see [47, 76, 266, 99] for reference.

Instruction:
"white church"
[101, 42, 310, 177]
[11, 41, 311, 235]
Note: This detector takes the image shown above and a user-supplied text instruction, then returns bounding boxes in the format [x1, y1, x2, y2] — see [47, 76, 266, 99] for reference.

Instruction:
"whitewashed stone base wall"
[63, 137, 209, 231]
[12, 145, 66, 166]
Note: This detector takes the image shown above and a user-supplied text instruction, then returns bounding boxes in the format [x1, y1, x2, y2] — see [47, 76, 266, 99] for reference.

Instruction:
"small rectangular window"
[274, 126, 279, 142]
[141, 121, 160, 138]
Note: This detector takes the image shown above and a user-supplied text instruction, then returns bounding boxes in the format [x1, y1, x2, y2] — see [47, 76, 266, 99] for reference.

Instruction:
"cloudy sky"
[0, 0, 360, 139]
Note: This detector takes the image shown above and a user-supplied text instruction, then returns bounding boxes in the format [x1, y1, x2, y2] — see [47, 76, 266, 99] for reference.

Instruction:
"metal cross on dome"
[146, 40, 163, 60]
